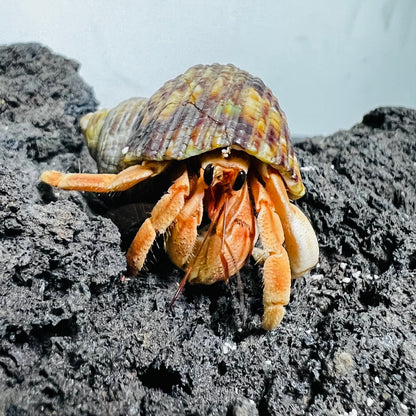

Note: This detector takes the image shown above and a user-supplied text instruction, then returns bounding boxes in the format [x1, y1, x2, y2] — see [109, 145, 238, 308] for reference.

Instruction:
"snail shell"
[82, 64, 304, 198]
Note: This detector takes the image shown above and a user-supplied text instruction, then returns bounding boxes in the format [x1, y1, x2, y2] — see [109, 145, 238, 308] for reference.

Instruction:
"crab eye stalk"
[232, 170, 247, 191]
[203, 163, 214, 186]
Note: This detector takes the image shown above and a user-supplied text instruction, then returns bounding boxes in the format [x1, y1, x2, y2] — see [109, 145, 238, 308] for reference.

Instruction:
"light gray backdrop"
[1, 0, 415, 137]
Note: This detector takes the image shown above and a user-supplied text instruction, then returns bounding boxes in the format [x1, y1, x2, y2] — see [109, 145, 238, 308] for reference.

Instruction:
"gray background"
[1, 0, 415, 136]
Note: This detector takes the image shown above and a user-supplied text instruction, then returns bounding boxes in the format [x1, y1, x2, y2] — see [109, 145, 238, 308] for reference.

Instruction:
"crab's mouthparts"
[208, 182, 232, 211]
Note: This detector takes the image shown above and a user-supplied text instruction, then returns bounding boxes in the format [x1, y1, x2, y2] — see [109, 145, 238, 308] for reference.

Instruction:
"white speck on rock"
[300, 166, 315, 172]
[344, 409, 358, 416]
[334, 350, 355, 376]
[122, 146, 129, 154]
[222, 341, 237, 354]
[310, 274, 324, 281]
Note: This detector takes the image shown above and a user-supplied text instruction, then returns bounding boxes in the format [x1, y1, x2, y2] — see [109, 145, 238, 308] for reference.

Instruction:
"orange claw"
[250, 175, 291, 330]
[168, 154, 256, 287]
[187, 180, 255, 286]
[261, 165, 319, 278]
[166, 175, 205, 269]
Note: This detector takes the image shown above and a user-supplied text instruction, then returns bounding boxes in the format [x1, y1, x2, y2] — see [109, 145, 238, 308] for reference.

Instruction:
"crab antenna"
[169, 193, 229, 309]
[219, 196, 230, 281]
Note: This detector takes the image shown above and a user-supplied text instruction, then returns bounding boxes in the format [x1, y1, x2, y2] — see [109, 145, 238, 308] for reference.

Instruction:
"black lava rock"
[0, 43, 415, 416]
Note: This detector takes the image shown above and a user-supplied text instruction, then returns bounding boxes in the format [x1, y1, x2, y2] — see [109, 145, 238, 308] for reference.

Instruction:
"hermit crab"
[41, 64, 319, 330]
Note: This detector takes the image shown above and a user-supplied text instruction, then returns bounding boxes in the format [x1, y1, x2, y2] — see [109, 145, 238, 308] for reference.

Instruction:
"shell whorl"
[80, 108, 109, 162]
[81, 97, 148, 173]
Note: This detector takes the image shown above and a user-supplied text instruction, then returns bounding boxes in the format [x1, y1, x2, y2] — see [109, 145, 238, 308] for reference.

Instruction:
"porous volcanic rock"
[0, 43, 415, 416]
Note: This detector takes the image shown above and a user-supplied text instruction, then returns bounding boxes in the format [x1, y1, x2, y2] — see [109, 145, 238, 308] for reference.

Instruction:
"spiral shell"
[83, 64, 304, 198]
[81, 97, 148, 173]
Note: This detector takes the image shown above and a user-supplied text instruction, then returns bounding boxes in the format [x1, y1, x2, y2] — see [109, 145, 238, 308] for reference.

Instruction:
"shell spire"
[81, 97, 148, 173]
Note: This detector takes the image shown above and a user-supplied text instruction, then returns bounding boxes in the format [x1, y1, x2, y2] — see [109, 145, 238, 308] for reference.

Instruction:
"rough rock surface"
[0, 44, 415, 415]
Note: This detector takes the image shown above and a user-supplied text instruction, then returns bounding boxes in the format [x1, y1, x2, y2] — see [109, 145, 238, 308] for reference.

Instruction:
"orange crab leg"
[260, 165, 319, 278]
[40, 161, 169, 193]
[127, 169, 190, 275]
[250, 175, 291, 330]
[165, 174, 206, 269]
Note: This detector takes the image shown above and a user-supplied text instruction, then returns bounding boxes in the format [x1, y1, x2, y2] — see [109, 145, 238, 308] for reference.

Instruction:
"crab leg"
[250, 175, 291, 330]
[261, 166, 319, 278]
[40, 161, 169, 193]
[126, 169, 190, 275]
[166, 174, 205, 269]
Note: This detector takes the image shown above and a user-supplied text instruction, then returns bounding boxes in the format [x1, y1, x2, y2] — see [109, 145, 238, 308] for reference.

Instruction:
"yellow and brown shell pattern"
[84, 64, 305, 199]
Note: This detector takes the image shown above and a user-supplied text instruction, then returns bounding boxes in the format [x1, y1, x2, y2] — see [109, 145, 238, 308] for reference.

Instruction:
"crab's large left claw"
[262, 166, 319, 278]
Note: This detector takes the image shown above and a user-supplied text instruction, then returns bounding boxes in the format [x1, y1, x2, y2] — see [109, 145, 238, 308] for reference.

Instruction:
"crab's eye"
[232, 170, 247, 191]
[203, 163, 214, 186]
